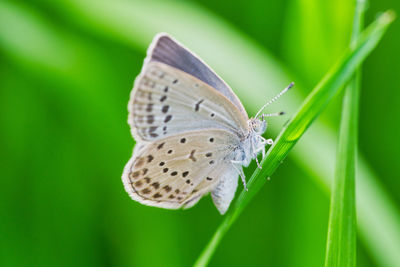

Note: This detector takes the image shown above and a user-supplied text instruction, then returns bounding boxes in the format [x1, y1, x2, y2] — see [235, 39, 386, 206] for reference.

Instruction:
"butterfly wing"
[124, 33, 251, 214]
[210, 168, 239, 214]
[129, 61, 248, 142]
[122, 129, 239, 212]
[148, 33, 248, 117]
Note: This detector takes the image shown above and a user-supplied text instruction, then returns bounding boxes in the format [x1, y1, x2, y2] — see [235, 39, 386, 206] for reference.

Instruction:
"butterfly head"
[249, 118, 267, 136]
[240, 118, 268, 167]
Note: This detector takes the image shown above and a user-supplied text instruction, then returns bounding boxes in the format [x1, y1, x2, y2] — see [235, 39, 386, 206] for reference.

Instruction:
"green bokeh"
[0, 0, 398, 266]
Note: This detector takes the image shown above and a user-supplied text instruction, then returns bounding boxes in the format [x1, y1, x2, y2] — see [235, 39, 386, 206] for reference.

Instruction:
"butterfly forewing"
[149, 34, 248, 117]
[129, 61, 248, 142]
[122, 129, 240, 209]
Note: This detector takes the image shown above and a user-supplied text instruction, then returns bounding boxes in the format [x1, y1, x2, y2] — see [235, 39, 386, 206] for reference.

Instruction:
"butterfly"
[122, 33, 292, 214]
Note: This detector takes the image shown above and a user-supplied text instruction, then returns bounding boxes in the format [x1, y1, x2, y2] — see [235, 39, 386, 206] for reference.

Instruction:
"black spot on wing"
[195, 99, 204, 111]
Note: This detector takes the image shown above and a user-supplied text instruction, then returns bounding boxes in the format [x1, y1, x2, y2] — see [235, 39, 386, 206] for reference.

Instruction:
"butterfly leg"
[259, 135, 273, 145]
[231, 161, 248, 191]
[255, 156, 262, 169]
[257, 136, 272, 157]
[251, 141, 263, 169]
[261, 145, 266, 159]
[261, 139, 273, 159]
[257, 137, 266, 160]
[254, 137, 273, 166]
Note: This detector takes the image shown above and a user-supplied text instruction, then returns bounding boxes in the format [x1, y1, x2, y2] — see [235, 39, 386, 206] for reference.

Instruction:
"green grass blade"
[194, 11, 394, 267]
[324, 1, 365, 266]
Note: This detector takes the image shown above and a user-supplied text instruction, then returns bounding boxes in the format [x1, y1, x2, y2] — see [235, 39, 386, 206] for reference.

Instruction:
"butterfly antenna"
[255, 82, 294, 118]
[263, 111, 285, 117]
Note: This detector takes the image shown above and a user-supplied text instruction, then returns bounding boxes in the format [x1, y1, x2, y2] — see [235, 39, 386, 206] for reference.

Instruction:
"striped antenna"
[255, 82, 294, 118]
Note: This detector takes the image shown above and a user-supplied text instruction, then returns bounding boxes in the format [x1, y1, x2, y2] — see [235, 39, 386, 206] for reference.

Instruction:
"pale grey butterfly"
[122, 33, 292, 214]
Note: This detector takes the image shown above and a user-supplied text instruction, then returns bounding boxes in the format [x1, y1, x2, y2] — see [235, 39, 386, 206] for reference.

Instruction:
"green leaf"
[194, 10, 395, 267]
[324, 1, 366, 266]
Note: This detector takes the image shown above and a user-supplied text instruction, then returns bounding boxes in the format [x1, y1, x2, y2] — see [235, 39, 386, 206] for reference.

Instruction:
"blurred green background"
[1, 0, 399, 266]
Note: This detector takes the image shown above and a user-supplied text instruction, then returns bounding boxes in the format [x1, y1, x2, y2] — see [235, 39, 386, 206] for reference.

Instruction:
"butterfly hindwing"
[184, 162, 238, 214]
[122, 129, 240, 210]
[211, 167, 239, 214]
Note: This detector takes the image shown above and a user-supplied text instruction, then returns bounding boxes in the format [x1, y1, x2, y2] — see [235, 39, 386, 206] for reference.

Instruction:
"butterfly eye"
[252, 120, 266, 134]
